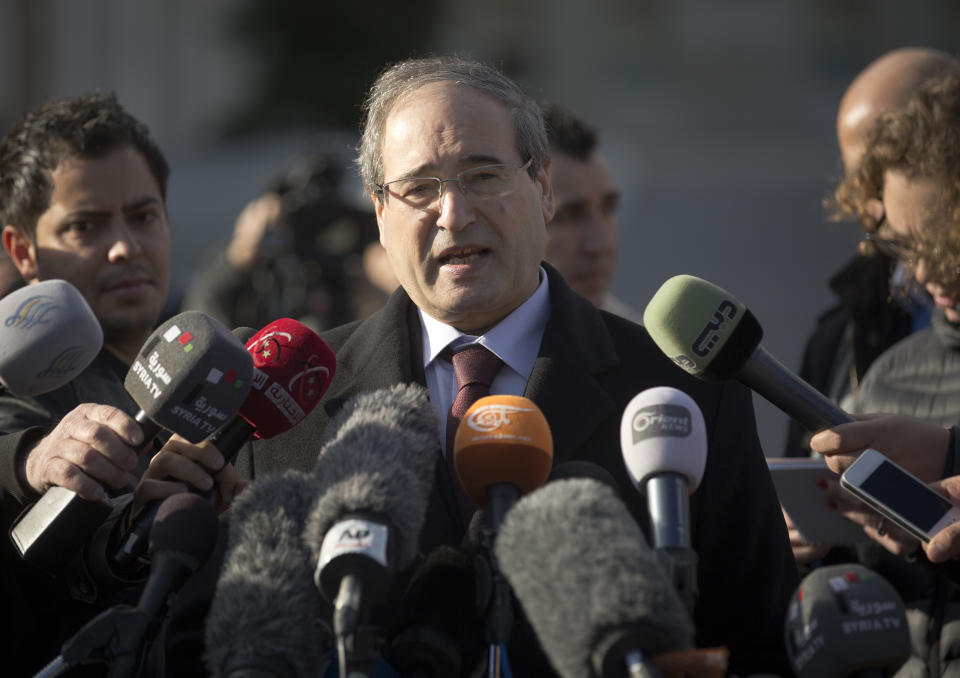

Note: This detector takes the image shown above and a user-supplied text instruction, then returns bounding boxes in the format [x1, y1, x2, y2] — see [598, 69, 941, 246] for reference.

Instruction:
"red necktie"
[445, 344, 503, 527]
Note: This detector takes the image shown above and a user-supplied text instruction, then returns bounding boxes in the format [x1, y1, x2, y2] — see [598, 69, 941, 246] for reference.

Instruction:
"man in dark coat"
[224, 55, 797, 677]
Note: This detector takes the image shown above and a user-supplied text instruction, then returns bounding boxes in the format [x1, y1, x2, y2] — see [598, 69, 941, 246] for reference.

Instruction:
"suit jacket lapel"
[525, 266, 619, 466]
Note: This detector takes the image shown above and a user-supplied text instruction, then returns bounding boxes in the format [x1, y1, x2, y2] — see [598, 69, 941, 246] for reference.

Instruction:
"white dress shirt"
[419, 267, 551, 457]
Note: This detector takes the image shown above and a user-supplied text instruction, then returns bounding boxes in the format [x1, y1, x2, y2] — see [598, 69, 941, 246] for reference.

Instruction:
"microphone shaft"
[738, 345, 852, 431]
[647, 474, 691, 549]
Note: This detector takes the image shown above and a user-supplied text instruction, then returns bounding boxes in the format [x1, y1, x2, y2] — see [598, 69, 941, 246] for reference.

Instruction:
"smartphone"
[840, 448, 960, 542]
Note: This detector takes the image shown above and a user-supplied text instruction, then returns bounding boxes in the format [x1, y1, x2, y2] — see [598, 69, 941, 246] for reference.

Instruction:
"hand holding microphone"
[116, 318, 336, 569]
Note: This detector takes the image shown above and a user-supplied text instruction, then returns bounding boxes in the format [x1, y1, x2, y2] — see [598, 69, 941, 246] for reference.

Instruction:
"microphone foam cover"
[495, 478, 694, 678]
[453, 395, 553, 507]
[125, 311, 253, 441]
[643, 275, 762, 380]
[784, 564, 910, 678]
[206, 470, 325, 678]
[0, 279, 103, 396]
[619, 386, 707, 492]
[149, 492, 218, 568]
[304, 383, 438, 571]
[241, 318, 337, 439]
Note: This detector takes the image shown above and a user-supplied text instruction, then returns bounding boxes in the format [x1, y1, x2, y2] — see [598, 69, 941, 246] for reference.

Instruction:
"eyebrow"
[391, 153, 509, 180]
[62, 197, 162, 220]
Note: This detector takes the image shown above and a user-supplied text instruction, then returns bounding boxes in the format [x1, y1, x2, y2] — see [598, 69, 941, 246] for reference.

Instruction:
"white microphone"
[619, 386, 707, 614]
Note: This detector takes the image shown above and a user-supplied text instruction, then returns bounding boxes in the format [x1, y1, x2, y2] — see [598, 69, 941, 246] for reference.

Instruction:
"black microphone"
[303, 383, 439, 678]
[0, 278, 102, 396]
[784, 563, 911, 678]
[11, 311, 253, 572]
[385, 545, 485, 678]
[33, 493, 218, 678]
[113, 318, 336, 570]
[619, 386, 707, 616]
[643, 274, 852, 431]
[205, 469, 325, 678]
[495, 477, 695, 678]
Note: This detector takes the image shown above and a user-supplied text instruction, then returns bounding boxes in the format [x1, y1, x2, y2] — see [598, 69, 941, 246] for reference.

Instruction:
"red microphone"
[112, 318, 336, 570]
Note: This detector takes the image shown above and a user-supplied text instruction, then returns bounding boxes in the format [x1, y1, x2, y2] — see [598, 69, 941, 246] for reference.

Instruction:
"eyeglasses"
[376, 160, 533, 213]
[863, 230, 922, 268]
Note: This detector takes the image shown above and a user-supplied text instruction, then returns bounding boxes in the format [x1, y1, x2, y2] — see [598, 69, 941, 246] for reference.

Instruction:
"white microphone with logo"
[620, 386, 707, 615]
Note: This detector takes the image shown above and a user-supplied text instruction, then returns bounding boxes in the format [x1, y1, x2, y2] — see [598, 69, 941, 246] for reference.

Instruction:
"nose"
[435, 179, 475, 231]
[107, 220, 144, 262]
[579, 211, 617, 254]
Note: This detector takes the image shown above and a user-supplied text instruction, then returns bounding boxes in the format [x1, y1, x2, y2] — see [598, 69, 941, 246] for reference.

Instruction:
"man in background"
[542, 104, 641, 322]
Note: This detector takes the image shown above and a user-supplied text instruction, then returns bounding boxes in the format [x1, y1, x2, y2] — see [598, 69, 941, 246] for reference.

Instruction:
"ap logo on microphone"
[631, 404, 691, 443]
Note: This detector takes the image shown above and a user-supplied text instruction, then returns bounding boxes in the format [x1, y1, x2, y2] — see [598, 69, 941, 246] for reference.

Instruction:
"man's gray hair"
[358, 55, 548, 196]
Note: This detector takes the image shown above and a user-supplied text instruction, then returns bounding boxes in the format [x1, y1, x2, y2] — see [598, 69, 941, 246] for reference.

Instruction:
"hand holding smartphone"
[840, 448, 960, 542]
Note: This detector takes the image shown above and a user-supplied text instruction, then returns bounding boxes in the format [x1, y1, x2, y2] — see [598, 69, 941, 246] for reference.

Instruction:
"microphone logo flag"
[162, 325, 195, 352]
[631, 404, 692, 443]
[466, 403, 536, 433]
[5, 294, 58, 329]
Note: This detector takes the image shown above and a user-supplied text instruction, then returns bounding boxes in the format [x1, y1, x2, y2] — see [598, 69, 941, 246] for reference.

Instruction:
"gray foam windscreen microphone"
[303, 382, 440, 577]
[124, 310, 253, 442]
[0, 279, 103, 396]
[784, 563, 910, 678]
[495, 478, 694, 678]
[205, 470, 324, 678]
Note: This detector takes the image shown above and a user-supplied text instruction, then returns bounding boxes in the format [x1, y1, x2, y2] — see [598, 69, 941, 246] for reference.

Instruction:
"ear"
[862, 197, 885, 233]
[536, 158, 555, 223]
[3, 226, 38, 282]
[371, 191, 388, 248]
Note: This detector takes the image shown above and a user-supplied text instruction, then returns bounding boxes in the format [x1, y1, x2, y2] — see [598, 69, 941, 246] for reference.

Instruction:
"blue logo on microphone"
[6, 295, 59, 330]
[37, 345, 87, 379]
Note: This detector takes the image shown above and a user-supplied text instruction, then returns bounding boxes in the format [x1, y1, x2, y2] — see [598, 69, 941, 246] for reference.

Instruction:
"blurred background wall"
[1, 0, 957, 456]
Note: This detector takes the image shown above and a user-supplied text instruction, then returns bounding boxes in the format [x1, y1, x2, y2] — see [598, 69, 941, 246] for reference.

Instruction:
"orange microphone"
[453, 394, 553, 524]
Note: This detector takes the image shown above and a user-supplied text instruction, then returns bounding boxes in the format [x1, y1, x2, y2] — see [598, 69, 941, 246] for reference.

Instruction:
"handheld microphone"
[303, 383, 438, 678]
[495, 477, 695, 678]
[643, 274, 852, 431]
[784, 563, 910, 678]
[205, 470, 324, 678]
[113, 318, 336, 569]
[0, 279, 102, 396]
[620, 386, 707, 615]
[12, 311, 253, 572]
[34, 493, 218, 678]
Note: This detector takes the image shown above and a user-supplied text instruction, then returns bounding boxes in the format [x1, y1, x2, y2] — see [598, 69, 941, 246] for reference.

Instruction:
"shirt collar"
[419, 266, 551, 377]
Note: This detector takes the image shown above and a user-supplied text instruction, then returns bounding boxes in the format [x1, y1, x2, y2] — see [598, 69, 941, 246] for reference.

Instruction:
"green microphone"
[644, 274, 851, 431]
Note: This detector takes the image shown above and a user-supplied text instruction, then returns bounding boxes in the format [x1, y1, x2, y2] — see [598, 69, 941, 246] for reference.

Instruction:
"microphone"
[0, 278, 102, 396]
[452, 394, 553, 675]
[784, 563, 910, 678]
[303, 383, 439, 678]
[385, 544, 485, 678]
[113, 318, 336, 569]
[34, 493, 218, 678]
[619, 386, 707, 616]
[494, 477, 695, 678]
[643, 274, 852, 431]
[11, 310, 254, 571]
[205, 469, 324, 678]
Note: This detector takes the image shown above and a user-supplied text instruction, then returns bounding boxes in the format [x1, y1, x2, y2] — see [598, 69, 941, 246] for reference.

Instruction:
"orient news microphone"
[643, 274, 852, 432]
[495, 477, 695, 678]
[205, 470, 324, 678]
[620, 386, 707, 616]
[11, 311, 253, 571]
[304, 383, 438, 678]
[113, 318, 336, 569]
[34, 493, 218, 678]
[0, 279, 102, 396]
[784, 564, 910, 678]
